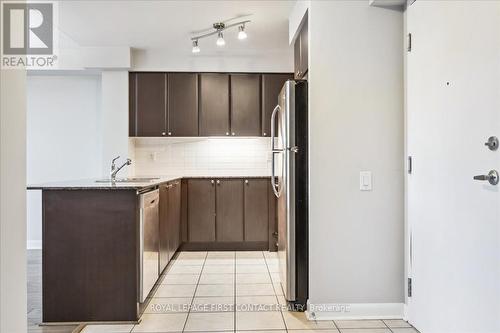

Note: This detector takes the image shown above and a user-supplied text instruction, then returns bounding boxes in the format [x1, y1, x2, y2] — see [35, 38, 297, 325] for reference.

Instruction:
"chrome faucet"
[110, 156, 132, 182]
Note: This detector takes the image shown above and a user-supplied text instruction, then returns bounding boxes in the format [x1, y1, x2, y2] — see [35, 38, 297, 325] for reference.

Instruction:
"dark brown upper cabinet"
[261, 74, 293, 137]
[130, 72, 293, 138]
[128, 73, 136, 137]
[230, 74, 261, 136]
[130, 73, 167, 137]
[199, 73, 230, 136]
[168, 73, 199, 136]
[187, 179, 216, 242]
[243, 179, 269, 242]
[294, 14, 308, 79]
[215, 179, 244, 242]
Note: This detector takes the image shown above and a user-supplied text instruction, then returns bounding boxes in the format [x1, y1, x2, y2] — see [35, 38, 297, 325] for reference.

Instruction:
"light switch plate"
[360, 171, 372, 191]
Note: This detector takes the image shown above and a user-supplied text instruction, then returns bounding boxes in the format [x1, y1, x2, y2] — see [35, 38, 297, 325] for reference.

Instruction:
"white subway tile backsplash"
[133, 138, 271, 177]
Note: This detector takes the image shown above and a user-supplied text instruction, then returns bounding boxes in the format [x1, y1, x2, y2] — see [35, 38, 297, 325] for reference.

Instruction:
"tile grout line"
[262, 250, 286, 332]
[181, 251, 208, 333]
[332, 317, 339, 332]
[233, 251, 236, 333]
[383, 319, 395, 333]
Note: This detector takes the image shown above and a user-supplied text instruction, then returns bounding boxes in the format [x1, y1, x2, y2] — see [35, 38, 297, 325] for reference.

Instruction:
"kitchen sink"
[95, 177, 160, 183]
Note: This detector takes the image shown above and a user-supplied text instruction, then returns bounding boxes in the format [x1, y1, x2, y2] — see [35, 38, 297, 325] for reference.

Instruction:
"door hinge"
[408, 278, 412, 297]
[407, 33, 412, 52]
[407, 156, 413, 174]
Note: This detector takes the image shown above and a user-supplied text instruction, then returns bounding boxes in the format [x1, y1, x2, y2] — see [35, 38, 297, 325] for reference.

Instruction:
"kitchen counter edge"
[27, 175, 271, 191]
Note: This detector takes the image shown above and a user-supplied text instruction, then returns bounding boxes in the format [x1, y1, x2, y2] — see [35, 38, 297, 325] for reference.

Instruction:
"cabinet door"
[134, 73, 167, 137]
[230, 74, 261, 136]
[129, 73, 137, 136]
[168, 73, 199, 136]
[167, 181, 181, 259]
[299, 16, 308, 77]
[188, 179, 216, 242]
[159, 184, 169, 273]
[199, 74, 230, 136]
[261, 74, 293, 137]
[216, 179, 244, 241]
[244, 179, 269, 242]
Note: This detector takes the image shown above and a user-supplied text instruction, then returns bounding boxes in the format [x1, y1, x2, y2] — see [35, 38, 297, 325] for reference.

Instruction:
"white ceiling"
[58, 1, 295, 55]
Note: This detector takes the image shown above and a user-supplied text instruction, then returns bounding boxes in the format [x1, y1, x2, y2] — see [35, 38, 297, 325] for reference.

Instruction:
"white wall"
[134, 137, 271, 177]
[1, 69, 28, 333]
[308, 0, 404, 318]
[101, 71, 135, 177]
[27, 75, 102, 248]
[132, 48, 293, 72]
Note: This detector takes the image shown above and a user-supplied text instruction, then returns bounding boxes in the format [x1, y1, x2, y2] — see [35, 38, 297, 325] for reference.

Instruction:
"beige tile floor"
[28, 250, 418, 333]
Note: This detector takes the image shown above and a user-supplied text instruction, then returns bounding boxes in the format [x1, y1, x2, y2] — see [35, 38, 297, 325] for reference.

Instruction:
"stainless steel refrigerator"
[271, 80, 308, 311]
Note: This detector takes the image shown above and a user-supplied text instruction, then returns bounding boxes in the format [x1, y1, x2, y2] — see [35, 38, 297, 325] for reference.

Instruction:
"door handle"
[271, 151, 282, 198]
[270, 105, 280, 151]
[473, 170, 499, 185]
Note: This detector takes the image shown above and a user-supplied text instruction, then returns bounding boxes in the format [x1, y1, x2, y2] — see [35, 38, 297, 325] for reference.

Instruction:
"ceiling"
[58, 1, 294, 55]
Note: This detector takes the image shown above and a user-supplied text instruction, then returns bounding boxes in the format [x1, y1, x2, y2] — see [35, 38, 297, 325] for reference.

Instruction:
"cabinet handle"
[231, 132, 235, 136]
[168, 132, 172, 136]
[216, 180, 220, 185]
[225, 132, 229, 136]
[245, 180, 249, 184]
[211, 180, 215, 185]
[263, 132, 267, 136]
[162, 132, 166, 136]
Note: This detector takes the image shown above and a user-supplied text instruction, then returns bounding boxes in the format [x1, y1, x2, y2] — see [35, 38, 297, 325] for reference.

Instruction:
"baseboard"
[306, 302, 404, 320]
[27, 240, 42, 249]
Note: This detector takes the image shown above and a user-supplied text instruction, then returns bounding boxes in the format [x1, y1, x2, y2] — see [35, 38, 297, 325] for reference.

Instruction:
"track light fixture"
[190, 20, 250, 53]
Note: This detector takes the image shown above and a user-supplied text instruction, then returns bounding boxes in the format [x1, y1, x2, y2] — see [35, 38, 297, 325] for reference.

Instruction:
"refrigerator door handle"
[270, 105, 280, 151]
[271, 151, 282, 198]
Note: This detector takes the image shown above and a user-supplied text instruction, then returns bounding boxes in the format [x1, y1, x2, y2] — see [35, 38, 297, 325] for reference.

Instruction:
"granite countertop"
[27, 175, 271, 190]
[27, 176, 183, 191]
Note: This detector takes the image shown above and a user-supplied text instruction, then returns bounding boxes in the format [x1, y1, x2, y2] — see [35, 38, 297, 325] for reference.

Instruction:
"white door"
[407, 1, 500, 333]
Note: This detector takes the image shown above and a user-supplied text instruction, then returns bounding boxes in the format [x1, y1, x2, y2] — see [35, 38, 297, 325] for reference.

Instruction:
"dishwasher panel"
[139, 189, 159, 303]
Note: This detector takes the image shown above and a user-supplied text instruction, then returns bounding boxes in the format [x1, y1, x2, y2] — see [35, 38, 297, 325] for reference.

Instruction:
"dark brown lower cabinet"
[159, 184, 169, 273]
[167, 181, 181, 260]
[182, 177, 276, 251]
[244, 179, 269, 242]
[216, 179, 244, 241]
[181, 179, 188, 243]
[188, 179, 216, 242]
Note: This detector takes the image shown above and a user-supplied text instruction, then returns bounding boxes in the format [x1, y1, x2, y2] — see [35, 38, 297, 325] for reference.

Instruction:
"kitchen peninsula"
[28, 176, 276, 323]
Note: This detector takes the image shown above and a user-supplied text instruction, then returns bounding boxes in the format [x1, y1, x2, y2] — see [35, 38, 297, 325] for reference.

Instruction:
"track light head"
[216, 31, 225, 46]
[238, 25, 247, 40]
[192, 40, 200, 53]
